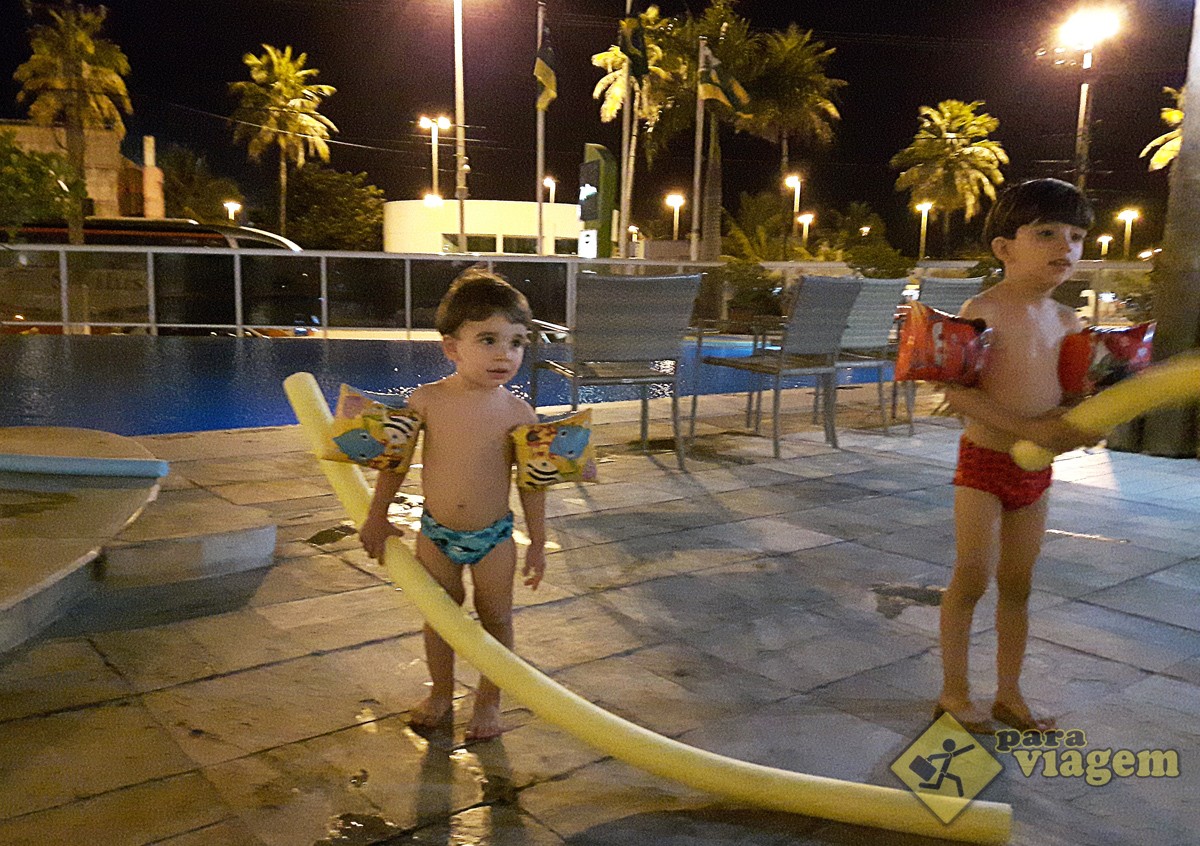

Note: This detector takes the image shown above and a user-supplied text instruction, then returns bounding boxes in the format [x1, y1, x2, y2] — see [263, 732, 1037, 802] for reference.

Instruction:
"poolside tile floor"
[1, 384, 1198, 845]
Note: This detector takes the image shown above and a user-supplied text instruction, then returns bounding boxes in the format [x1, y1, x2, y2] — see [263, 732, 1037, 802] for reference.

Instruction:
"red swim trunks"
[953, 437, 1052, 511]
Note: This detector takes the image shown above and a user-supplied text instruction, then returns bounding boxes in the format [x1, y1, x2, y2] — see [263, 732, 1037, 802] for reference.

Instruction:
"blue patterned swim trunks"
[420, 509, 514, 565]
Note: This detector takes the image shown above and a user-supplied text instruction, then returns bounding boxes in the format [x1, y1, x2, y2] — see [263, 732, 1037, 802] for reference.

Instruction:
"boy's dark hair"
[983, 178, 1095, 244]
[435, 268, 532, 336]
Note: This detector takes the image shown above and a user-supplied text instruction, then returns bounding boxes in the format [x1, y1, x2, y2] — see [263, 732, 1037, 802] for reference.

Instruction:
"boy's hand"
[1025, 412, 1100, 455]
[522, 545, 546, 590]
[359, 514, 404, 560]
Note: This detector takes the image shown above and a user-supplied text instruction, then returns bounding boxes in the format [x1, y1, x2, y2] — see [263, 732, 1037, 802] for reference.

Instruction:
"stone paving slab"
[1, 385, 1198, 845]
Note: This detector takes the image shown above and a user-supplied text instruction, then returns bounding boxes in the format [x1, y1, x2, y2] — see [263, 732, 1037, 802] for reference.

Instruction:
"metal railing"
[1, 244, 1149, 337]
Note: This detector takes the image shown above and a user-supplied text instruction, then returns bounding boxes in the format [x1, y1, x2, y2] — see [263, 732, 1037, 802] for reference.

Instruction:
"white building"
[383, 199, 583, 255]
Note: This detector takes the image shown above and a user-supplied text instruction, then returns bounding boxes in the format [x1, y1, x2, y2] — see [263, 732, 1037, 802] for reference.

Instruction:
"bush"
[846, 241, 916, 279]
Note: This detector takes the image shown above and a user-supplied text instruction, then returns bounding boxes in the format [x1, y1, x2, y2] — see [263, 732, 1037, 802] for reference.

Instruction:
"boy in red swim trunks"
[935, 179, 1099, 733]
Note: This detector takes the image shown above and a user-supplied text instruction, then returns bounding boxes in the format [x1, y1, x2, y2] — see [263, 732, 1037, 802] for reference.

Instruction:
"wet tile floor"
[1, 385, 1198, 846]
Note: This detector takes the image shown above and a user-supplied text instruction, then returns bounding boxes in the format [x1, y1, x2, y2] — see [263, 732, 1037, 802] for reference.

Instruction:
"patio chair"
[689, 275, 862, 457]
[818, 276, 910, 431]
[892, 276, 985, 429]
[529, 273, 703, 471]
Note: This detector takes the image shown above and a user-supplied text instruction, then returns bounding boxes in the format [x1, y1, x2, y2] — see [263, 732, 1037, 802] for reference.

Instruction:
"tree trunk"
[1132, 0, 1200, 457]
[701, 114, 722, 261]
[65, 53, 85, 246]
[278, 149, 288, 236]
[780, 134, 791, 261]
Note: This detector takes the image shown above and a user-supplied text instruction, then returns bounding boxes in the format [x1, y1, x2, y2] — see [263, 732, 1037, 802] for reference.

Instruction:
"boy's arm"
[942, 386, 1097, 454]
[360, 468, 407, 559]
[518, 486, 546, 589]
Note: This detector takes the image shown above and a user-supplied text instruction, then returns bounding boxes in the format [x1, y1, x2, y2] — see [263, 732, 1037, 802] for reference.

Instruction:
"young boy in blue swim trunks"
[359, 269, 545, 741]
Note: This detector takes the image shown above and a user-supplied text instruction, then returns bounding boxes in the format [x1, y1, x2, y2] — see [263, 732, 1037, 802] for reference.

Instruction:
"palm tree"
[13, 1, 131, 244]
[160, 145, 243, 223]
[647, 1, 761, 260]
[591, 7, 672, 254]
[229, 44, 337, 236]
[647, 2, 843, 260]
[723, 190, 791, 262]
[1141, 87, 1184, 172]
[738, 25, 844, 180]
[890, 99, 1008, 253]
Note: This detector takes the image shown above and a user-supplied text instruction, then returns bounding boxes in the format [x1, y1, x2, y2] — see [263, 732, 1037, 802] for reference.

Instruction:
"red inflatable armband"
[1089, 322, 1155, 387]
[894, 301, 992, 385]
[1058, 322, 1155, 394]
[1058, 332, 1094, 395]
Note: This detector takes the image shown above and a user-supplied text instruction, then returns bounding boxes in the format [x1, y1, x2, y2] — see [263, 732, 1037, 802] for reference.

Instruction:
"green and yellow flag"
[698, 41, 749, 112]
[620, 16, 649, 82]
[534, 19, 557, 111]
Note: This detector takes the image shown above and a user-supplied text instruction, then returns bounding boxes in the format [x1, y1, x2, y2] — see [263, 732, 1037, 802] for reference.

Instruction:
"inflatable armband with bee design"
[512, 408, 598, 490]
[322, 384, 423, 474]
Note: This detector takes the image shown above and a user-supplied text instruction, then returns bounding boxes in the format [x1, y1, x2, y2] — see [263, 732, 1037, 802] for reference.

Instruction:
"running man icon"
[909, 738, 976, 797]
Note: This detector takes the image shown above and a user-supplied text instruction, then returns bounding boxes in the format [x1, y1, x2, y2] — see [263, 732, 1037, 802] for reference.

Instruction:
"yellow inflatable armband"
[321, 384, 422, 474]
[512, 408, 597, 489]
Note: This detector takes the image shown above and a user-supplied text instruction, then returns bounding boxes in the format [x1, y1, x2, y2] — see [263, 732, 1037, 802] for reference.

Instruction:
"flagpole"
[689, 37, 707, 262]
[453, 0, 468, 253]
[617, 0, 633, 259]
[536, 1, 547, 255]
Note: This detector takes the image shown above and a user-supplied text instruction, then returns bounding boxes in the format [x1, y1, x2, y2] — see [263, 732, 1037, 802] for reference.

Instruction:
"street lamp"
[1117, 208, 1139, 259]
[543, 175, 556, 205]
[915, 201, 933, 259]
[1055, 8, 1121, 191]
[452, 0, 469, 252]
[223, 200, 242, 222]
[859, 225, 871, 237]
[797, 212, 814, 253]
[1096, 233, 1113, 258]
[665, 193, 685, 241]
[784, 174, 802, 236]
[419, 115, 450, 199]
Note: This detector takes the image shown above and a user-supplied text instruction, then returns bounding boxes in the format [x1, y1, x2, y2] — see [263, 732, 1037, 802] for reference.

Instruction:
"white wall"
[383, 199, 583, 254]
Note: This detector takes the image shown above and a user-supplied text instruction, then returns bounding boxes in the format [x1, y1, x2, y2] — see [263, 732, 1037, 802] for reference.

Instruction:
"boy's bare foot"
[933, 697, 993, 733]
[409, 693, 454, 729]
[992, 698, 1056, 731]
[465, 700, 504, 742]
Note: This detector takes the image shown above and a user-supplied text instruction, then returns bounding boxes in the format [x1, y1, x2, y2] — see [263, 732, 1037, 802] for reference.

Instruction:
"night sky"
[0, 0, 1192, 255]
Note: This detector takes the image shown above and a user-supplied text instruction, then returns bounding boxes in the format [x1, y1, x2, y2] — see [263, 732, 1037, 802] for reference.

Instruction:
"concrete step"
[1, 486, 275, 654]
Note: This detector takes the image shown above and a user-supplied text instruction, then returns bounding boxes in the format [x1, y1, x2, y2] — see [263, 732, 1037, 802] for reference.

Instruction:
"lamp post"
[1056, 8, 1120, 191]
[1117, 208, 1139, 260]
[223, 200, 242, 222]
[797, 212, 814, 253]
[543, 175, 556, 205]
[452, 0, 468, 252]
[665, 193, 685, 241]
[419, 115, 450, 199]
[916, 201, 933, 259]
[1096, 233, 1113, 258]
[784, 175, 802, 235]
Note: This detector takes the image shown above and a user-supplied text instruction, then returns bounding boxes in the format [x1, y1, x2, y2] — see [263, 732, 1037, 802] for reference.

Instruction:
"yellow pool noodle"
[284, 372, 1011, 844]
[1011, 352, 1200, 471]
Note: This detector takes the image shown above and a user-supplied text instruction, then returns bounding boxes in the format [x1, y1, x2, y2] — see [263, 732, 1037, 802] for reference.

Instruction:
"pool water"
[0, 336, 891, 436]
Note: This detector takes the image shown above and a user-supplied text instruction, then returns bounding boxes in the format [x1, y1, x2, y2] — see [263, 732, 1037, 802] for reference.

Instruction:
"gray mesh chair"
[893, 276, 985, 430]
[529, 274, 702, 470]
[689, 275, 862, 457]
[822, 276, 910, 430]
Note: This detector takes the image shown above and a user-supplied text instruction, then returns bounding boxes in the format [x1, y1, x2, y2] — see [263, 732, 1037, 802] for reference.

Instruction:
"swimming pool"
[0, 336, 891, 436]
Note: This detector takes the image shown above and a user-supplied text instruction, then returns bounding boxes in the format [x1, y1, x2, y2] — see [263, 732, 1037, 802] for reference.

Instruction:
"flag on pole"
[620, 16, 649, 82]
[534, 19, 557, 111]
[698, 41, 749, 112]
